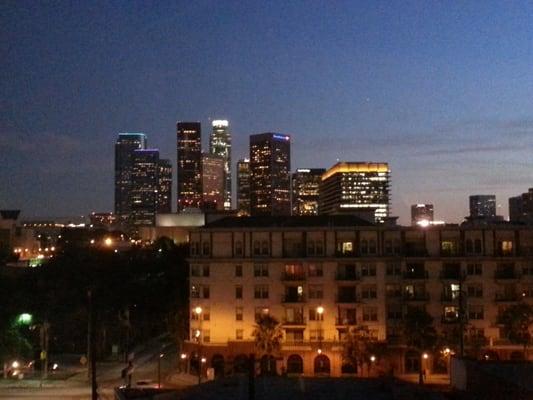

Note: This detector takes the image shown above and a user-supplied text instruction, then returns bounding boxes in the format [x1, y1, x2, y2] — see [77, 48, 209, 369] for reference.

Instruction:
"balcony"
[439, 270, 463, 280]
[282, 317, 306, 325]
[494, 270, 518, 280]
[282, 249, 306, 258]
[440, 293, 460, 302]
[403, 270, 428, 279]
[335, 250, 356, 258]
[335, 271, 359, 281]
[335, 294, 358, 303]
[282, 294, 306, 303]
[281, 272, 306, 281]
[495, 293, 520, 302]
[403, 292, 429, 302]
[335, 317, 357, 325]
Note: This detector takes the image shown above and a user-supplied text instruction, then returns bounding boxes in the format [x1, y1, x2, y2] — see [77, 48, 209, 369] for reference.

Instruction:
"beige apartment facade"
[184, 216, 533, 377]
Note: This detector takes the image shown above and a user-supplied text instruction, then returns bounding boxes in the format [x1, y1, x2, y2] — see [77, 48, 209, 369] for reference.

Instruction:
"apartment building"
[185, 216, 533, 377]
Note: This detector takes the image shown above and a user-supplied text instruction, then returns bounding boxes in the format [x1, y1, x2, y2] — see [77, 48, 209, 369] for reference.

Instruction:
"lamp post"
[194, 307, 203, 384]
[316, 306, 324, 354]
[158, 353, 164, 388]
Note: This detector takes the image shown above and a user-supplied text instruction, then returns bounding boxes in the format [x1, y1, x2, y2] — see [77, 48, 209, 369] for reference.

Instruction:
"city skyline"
[1, 2, 533, 223]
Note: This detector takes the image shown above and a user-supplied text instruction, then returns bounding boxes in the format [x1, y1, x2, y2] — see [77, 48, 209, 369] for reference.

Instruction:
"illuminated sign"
[273, 134, 290, 141]
[297, 169, 310, 173]
[212, 120, 229, 127]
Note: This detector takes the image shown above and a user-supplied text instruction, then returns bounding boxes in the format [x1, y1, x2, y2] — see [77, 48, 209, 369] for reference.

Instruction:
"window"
[285, 307, 304, 323]
[191, 284, 199, 298]
[522, 286, 533, 298]
[465, 239, 473, 253]
[261, 240, 269, 255]
[361, 263, 376, 277]
[369, 239, 377, 254]
[236, 329, 243, 340]
[253, 240, 261, 255]
[468, 305, 484, 320]
[308, 308, 324, 321]
[467, 263, 482, 276]
[386, 284, 402, 298]
[384, 240, 393, 254]
[202, 307, 210, 321]
[235, 241, 243, 256]
[308, 285, 324, 299]
[386, 262, 402, 276]
[474, 239, 482, 253]
[191, 264, 201, 277]
[191, 284, 209, 299]
[338, 241, 354, 255]
[338, 308, 357, 325]
[308, 263, 323, 277]
[202, 286, 210, 299]
[235, 285, 243, 299]
[360, 239, 368, 255]
[443, 306, 459, 321]
[309, 329, 324, 340]
[236, 307, 243, 321]
[235, 265, 243, 277]
[362, 307, 378, 322]
[255, 307, 269, 322]
[254, 285, 269, 299]
[522, 263, 533, 276]
[254, 263, 268, 277]
[191, 242, 200, 255]
[307, 241, 315, 255]
[441, 240, 457, 255]
[285, 329, 304, 343]
[315, 241, 324, 255]
[202, 264, 210, 277]
[361, 284, 377, 299]
[499, 240, 513, 256]
[203, 330, 210, 343]
[467, 284, 483, 298]
[387, 305, 403, 320]
[202, 242, 210, 256]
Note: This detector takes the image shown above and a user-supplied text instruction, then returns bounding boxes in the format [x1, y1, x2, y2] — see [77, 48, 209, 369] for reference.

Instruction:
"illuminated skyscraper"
[411, 204, 434, 226]
[291, 168, 325, 215]
[249, 133, 291, 216]
[469, 195, 496, 218]
[237, 158, 251, 216]
[114, 133, 147, 219]
[131, 149, 159, 226]
[157, 159, 172, 214]
[210, 120, 232, 210]
[202, 153, 225, 210]
[319, 162, 390, 223]
[177, 122, 202, 211]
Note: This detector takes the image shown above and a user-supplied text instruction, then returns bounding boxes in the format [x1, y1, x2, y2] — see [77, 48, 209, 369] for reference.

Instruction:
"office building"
[202, 153, 225, 211]
[319, 162, 390, 223]
[115, 133, 147, 218]
[292, 168, 325, 216]
[249, 133, 291, 216]
[157, 159, 172, 214]
[184, 216, 533, 377]
[177, 122, 202, 212]
[130, 149, 159, 226]
[469, 195, 496, 219]
[210, 120, 232, 210]
[509, 188, 533, 223]
[237, 159, 251, 216]
[411, 204, 434, 226]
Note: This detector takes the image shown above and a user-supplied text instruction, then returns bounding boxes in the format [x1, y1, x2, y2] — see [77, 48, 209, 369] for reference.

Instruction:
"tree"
[252, 314, 283, 375]
[402, 307, 438, 384]
[498, 302, 533, 359]
[342, 325, 376, 376]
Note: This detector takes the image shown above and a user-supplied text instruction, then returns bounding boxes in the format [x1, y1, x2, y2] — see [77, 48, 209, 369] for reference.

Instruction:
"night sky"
[1, 1, 532, 224]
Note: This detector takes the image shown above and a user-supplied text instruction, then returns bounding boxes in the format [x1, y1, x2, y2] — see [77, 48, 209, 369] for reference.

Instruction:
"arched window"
[314, 354, 330, 375]
[286, 354, 303, 374]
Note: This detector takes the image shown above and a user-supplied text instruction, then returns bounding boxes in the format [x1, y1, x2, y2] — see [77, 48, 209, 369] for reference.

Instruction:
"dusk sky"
[1, 1, 532, 224]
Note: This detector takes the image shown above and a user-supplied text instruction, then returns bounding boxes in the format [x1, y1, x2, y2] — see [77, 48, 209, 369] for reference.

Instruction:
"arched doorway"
[211, 354, 225, 378]
[314, 354, 330, 375]
[510, 351, 524, 360]
[405, 350, 420, 373]
[286, 354, 303, 374]
[233, 354, 248, 374]
[260, 355, 277, 376]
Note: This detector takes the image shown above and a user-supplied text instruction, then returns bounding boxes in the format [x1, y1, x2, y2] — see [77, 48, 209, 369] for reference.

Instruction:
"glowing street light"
[194, 306, 202, 315]
[316, 306, 324, 315]
[422, 353, 429, 359]
[370, 355, 376, 363]
[104, 237, 113, 246]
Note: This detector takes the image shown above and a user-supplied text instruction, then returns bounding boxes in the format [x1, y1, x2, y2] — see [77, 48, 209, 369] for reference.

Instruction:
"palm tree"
[498, 302, 533, 359]
[342, 325, 376, 376]
[401, 307, 437, 384]
[252, 314, 283, 375]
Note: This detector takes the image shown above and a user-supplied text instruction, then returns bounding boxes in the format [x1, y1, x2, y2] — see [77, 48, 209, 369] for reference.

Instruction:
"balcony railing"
[281, 272, 306, 281]
[282, 317, 306, 325]
[282, 294, 306, 303]
[495, 293, 520, 302]
[335, 271, 359, 281]
[403, 270, 428, 279]
[403, 292, 429, 301]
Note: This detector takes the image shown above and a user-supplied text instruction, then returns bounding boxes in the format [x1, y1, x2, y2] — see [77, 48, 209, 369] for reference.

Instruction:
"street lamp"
[158, 353, 164, 388]
[194, 307, 203, 384]
[316, 306, 324, 354]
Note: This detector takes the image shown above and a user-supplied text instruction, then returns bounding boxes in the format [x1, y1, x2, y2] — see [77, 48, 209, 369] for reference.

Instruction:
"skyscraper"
[469, 195, 496, 218]
[130, 149, 159, 226]
[202, 153, 225, 210]
[115, 133, 147, 219]
[210, 120, 232, 210]
[291, 168, 325, 215]
[509, 188, 533, 223]
[319, 162, 390, 223]
[249, 133, 291, 216]
[411, 204, 434, 226]
[237, 158, 251, 216]
[177, 122, 202, 212]
[157, 159, 172, 214]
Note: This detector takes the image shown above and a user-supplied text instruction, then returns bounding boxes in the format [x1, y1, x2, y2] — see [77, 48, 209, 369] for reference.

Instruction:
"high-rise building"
[469, 195, 496, 219]
[411, 204, 434, 226]
[131, 149, 159, 226]
[291, 168, 325, 216]
[249, 133, 291, 216]
[509, 188, 533, 223]
[319, 162, 390, 223]
[210, 120, 232, 210]
[115, 133, 147, 218]
[237, 158, 251, 216]
[177, 122, 202, 212]
[157, 159, 172, 214]
[202, 153, 225, 211]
